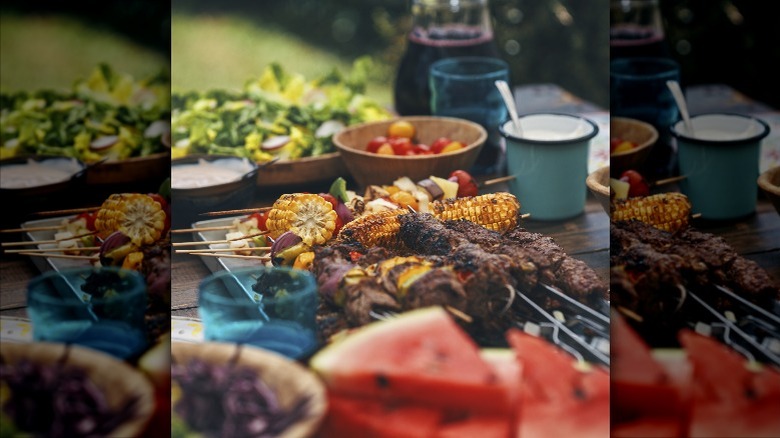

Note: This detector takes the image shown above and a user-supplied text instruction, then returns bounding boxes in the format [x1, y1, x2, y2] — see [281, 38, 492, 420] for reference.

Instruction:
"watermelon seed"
[375, 374, 390, 388]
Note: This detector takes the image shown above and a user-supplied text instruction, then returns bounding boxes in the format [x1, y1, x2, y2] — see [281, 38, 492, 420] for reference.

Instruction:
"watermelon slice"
[309, 307, 512, 413]
[611, 310, 689, 434]
[678, 329, 780, 438]
[435, 414, 512, 438]
[319, 394, 442, 438]
[506, 329, 610, 438]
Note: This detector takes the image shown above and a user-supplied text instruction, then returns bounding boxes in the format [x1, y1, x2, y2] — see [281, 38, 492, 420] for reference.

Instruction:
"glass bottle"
[610, 0, 670, 59]
[393, 0, 501, 117]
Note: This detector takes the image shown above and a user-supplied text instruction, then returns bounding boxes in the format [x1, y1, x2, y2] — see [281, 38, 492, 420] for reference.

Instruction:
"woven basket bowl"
[610, 117, 658, 177]
[333, 116, 487, 187]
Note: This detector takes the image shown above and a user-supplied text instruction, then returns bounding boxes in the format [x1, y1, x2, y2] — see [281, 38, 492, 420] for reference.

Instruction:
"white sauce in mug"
[0, 160, 80, 189]
[171, 159, 253, 189]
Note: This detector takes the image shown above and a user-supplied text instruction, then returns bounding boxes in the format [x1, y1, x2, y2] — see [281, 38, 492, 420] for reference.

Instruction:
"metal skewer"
[713, 284, 780, 325]
[688, 289, 780, 367]
[539, 283, 610, 323]
[513, 286, 610, 367]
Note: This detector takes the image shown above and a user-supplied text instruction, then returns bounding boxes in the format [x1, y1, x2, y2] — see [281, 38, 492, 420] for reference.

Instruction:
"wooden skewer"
[172, 231, 270, 247]
[481, 175, 516, 187]
[691, 213, 702, 219]
[652, 175, 687, 187]
[176, 247, 270, 254]
[33, 206, 100, 216]
[520, 213, 531, 219]
[187, 253, 271, 261]
[171, 225, 234, 233]
[4, 246, 100, 254]
[200, 206, 272, 217]
[1, 231, 98, 247]
[1, 225, 63, 233]
[16, 252, 99, 261]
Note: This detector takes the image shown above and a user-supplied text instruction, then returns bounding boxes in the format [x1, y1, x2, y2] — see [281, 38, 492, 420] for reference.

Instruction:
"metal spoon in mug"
[666, 80, 694, 136]
[495, 80, 523, 137]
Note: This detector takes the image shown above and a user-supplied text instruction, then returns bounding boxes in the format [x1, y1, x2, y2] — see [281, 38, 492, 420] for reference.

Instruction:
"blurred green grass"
[0, 14, 168, 91]
[171, 13, 392, 106]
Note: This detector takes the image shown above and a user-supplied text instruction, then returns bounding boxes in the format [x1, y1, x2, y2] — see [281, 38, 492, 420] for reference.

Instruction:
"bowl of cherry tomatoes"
[610, 117, 658, 177]
[333, 116, 487, 187]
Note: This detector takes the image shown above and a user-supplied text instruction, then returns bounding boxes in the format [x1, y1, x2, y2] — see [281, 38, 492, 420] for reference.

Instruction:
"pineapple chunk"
[429, 176, 459, 200]
[610, 178, 630, 201]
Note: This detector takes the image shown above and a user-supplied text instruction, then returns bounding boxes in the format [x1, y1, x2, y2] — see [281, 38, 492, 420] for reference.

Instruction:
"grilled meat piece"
[398, 212, 466, 255]
[442, 219, 504, 248]
[404, 269, 468, 312]
[341, 277, 401, 327]
[612, 220, 779, 307]
[505, 227, 608, 302]
[725, 257, 779, 305]
[556, 257, 610, 304]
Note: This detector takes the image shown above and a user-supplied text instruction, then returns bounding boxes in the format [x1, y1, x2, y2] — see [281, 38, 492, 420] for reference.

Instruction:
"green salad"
[0, 63, 171, 163]
[170, 58, 392, 162]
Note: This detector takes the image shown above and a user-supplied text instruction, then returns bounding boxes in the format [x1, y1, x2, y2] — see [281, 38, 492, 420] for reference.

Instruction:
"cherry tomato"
[431, 137, 452, 154]
[319, 193, 339, 210]
[412, 143, 431, 155]
[448, 169, 479, 197]
[73, 212, 97, 231]
[389, 137, 414, 156]
[376, 143, 395, 155]
[247, 211, 269, 231]
[387, 120, 416, 139]
[619, 170, 651, 197]
[366, 136, 388, 153]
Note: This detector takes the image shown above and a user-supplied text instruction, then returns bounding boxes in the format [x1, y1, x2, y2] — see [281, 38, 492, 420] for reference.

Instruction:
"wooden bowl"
[758, 165, 780, 216]
[171, 342, 327, 438]
[0, 342, 155, 437]
[333, 116, 487, 187]
[587, 165, 611, 214]
[610, 117, 658, 177]
[85, 151, 170, 185]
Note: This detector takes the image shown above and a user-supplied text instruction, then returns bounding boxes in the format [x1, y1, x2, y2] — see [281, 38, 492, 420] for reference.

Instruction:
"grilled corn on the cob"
[611, 192, 692, 233]
[95, 193, 167, 246]
[266, 193, 338, 246]
[431, 192, 520, 232]
[339, 193, 521, 248]
[338, 209, 407, 248]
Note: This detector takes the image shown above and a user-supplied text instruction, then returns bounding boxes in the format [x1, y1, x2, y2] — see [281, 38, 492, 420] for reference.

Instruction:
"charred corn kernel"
[95, 193, 166, 246]
[431, 192, 521, 233]
[293, 251, 315, 270]
[338, 209, 406, 248]
[266, 193, 338, 246]
[611, 192, 692, 233]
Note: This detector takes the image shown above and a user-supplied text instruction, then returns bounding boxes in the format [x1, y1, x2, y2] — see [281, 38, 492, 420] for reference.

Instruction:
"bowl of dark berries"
[0, 342, 155, 437]
[171, 341, 327, 438]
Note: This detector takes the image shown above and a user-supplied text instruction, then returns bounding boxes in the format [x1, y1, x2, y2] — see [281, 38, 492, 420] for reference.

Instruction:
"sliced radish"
[315, 120, 346, 138]
[262, 135, 291, 151]
[144, 120, 170, 138]
[90, 135, 119, 151]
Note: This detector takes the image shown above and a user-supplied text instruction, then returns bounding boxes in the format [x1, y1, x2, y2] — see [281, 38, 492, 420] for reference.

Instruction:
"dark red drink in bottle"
[609, 0, 670, 59]
[393, 0, 500, 117]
